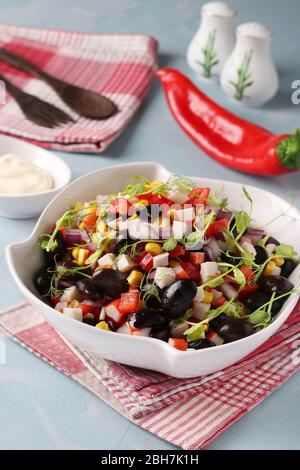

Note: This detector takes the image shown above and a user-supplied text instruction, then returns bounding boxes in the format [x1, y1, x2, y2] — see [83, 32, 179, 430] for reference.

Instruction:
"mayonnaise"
[0, 153, 53, 195]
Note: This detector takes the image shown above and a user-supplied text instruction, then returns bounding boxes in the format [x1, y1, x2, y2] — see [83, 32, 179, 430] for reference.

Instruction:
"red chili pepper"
[205, 218, 229, 237]
[156, 68, 300, 176]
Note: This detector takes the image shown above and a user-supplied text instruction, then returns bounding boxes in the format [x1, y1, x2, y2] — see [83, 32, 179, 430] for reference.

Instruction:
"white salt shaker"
[220, 22, 279, 106]
[187, 1, 236, 81]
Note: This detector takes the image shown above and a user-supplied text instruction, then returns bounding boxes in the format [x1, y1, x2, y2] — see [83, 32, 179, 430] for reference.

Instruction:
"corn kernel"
[150, 180, 161, 189]
[203, 291, 214, 304]
[274, 257, 285, 267]
[127, 270, 143, 288]
[77, 248, 90, 266]
[168, 209, 176, 220]
[70, 300, 80, 308]
[72, 247, 80, 260]
[95, 321, 110, 331]
[135, 199, 149, 207]
[145, 242, 162, 255]
[84, 206, 97, 215]
[264, 261, 276, 276]
[74, 201, 83, 211]
[97, 220, 108, 234]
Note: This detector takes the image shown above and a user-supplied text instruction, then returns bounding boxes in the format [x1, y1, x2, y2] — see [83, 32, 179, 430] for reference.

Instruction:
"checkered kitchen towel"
[1, 300, 300, 450]
[0, 24, 157, 152]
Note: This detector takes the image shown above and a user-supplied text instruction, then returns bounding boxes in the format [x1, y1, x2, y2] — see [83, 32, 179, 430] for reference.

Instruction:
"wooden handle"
[0, 73, 22, 98]
[0, 48, 48, 80]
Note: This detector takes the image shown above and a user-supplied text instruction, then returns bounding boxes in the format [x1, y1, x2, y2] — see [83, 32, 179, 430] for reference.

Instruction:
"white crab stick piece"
[154, 267, 176, 289]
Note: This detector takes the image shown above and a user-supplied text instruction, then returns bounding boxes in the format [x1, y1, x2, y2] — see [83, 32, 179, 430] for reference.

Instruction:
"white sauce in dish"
[0, 153, 53, 195]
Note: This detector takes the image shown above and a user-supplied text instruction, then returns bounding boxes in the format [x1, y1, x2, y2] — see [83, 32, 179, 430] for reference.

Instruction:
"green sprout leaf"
[163, 238, 177, 251]
[275, 244, 297, 258]
[236, 210, 250, 236]
[184, 323, 207, 341]
[233, 267, 246, 288]
[248, 309, 270, 325]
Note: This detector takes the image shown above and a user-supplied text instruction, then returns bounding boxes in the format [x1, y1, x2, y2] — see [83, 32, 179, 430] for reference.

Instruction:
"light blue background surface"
[0, 0, 300, 450]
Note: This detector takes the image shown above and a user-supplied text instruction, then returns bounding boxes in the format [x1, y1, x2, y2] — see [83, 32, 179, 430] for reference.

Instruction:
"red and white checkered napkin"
[0, 24, 157, 152]
[1, 301, 300, 450]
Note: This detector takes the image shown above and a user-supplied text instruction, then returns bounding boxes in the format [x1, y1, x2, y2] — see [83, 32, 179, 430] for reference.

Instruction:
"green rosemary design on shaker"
[229, 49, 253, 101]
[198, 29, 219, 78]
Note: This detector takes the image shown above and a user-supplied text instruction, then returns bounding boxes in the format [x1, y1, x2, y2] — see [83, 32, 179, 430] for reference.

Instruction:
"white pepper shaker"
[220, 22, 279, 106]
[187, 1, 236, 81]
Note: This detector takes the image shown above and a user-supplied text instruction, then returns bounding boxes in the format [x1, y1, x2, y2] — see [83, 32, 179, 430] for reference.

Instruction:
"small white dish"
[0, 135, 71, 219]
[6, 162, 300, 378]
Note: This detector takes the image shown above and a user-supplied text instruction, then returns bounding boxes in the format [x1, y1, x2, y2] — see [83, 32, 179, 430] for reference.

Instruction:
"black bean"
[188, 339, 216, 349]
[162, 279, 197, 319]
[33, 266, 51, 296]
[216, 318, 255, 342]
[259, 275, 294, 296]
[254, 245, 268, 265]
[131, 308, 168, 329]
[150, 326, 171, 342]
[220, 251, 240, 266]
[281, 259, 297, 278]
[76, 279, 104, 301]
[92, 269, 129, 299]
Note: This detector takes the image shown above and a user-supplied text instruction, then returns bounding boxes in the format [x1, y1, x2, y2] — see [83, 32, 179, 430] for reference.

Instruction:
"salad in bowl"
[34, 172, 298, 352]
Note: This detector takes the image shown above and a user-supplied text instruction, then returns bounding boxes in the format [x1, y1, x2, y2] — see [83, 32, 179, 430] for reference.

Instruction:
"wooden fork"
[0, 48, 118, 119]
[0, 74, 74, 128]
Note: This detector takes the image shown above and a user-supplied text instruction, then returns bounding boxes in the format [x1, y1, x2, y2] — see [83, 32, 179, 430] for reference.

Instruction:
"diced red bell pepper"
[175, 269, 190, 280]
[169, 245, 186, 257]
[136, 252, 154, 272]
[80, 304, 100, 316]
[168, 338, 187, 351]
[109, 197, 132, 216]
[51, 294, 61, 306]
[83, 212, 98, 230]
[138, 193, 172, 206]
[187, 187, 210, 205]
[189, 252, 205, 265]
[238, 284, 259, 299]
[181, 262, 201, 283]
[212, 294, 226, 308]
[119, 291, 140, 314]
[205, 218, 229, 238]
[239, 265, 256, 282]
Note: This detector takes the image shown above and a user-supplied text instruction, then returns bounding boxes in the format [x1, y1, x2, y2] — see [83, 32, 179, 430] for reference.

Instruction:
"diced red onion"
[216, 209, 232, 221]
[220, 283, 238, 300]
[204, 207, 212, 215]
[86, 242, 97, 252]
[64, 229, 82, 245]
[80, 228, 90, 243]
[148, 270, 157, 281]
[245, 228, 265, 244]
[203, 239, 221, 260]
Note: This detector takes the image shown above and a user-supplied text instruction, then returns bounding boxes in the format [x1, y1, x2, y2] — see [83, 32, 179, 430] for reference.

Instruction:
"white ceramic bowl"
[6, 162, 300, 378]
[0, 135, 71, 219]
